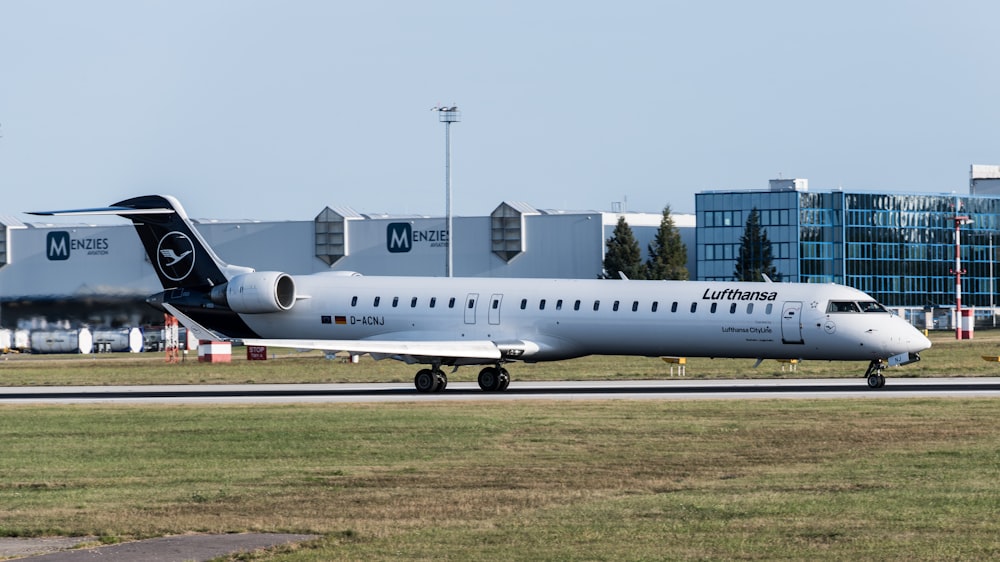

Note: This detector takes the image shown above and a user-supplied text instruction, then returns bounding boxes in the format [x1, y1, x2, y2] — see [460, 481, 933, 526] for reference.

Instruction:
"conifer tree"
[646, 205, 689, 280]
[734, 208, 779, 282]
[602, 216, 646, 279]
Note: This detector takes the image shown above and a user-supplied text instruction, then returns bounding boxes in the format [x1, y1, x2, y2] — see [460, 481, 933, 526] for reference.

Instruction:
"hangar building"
[0, 202, 696, 328]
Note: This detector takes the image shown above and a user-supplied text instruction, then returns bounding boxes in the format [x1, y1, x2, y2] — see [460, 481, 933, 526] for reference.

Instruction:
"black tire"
[498, 368, 511, 391]
[415, 369, 439, 393]
[434, 370, 448, 392]
[478, 367, 499, 392]
[867, 373, 881, 389]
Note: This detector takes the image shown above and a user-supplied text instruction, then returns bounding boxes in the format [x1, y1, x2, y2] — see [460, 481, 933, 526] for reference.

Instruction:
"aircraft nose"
[913, 329, 932, 353]
[901, 322, 932, 353]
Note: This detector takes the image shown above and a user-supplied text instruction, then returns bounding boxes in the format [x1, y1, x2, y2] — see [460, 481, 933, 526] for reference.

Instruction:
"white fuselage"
[235, 275, 930, 364]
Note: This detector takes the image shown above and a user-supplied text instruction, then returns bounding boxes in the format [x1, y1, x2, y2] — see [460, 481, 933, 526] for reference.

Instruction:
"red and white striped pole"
[953, 214, 972, 339]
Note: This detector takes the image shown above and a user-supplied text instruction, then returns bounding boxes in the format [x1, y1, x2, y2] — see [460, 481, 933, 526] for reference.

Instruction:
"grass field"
[1, 400, 999, 560]
[1, 330, 1000, 560]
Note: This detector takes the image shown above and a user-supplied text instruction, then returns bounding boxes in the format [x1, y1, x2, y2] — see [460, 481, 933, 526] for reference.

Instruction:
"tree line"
[602, 206, 776, 282]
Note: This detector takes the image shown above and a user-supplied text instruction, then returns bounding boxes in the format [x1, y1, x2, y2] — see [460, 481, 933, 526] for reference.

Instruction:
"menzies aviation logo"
[46, 231, 110, 261]
[156, 231, 196, 282]
[387, 223, 412, 253]
[386, 222, 449, 253]
[46, 232, 71, 261]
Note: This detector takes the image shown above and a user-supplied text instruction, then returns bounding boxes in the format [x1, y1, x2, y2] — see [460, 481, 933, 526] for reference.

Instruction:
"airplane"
[30, 195, 931, 392]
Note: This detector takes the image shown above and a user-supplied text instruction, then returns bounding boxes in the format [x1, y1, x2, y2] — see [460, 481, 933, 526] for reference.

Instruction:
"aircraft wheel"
[867, 373, 882, 389]
[434, 370, 448, 392]
[415, 369, 439, 393]
[877, 374, 886, 388]
[498, 368, 511, 391]
[478, 367, 501, 392]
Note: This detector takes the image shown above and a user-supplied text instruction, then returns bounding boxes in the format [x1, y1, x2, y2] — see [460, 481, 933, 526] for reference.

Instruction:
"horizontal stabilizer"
[28, 206, 175, 216]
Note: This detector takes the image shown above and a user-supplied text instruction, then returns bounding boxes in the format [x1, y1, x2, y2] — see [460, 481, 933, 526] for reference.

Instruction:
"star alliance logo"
[156, 231, 196, 282]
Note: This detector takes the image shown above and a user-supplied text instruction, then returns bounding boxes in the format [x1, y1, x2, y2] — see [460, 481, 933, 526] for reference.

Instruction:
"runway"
[2, 378, 1000, 404]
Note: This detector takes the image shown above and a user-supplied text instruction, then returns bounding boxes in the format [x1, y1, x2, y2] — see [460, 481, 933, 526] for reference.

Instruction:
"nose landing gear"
[864, 360, 886, 389]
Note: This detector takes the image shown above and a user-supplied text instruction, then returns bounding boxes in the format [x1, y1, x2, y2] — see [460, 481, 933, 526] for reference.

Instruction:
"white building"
[0, 202, 695, 328]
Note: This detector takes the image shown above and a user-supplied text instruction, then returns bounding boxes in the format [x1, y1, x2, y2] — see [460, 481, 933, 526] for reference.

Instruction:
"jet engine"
[210, 271, 296, 314]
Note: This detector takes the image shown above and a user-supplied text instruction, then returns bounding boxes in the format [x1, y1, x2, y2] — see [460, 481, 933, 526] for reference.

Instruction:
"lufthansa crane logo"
[156, 231, 196, 282]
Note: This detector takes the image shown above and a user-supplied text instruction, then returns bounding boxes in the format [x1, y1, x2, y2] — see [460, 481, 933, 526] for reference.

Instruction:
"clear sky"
[3, 1, 1000, 222]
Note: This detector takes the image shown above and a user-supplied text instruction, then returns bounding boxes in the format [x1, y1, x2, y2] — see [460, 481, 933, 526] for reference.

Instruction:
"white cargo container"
[92, 327, 143, 353]
[29, 328, 94, 354]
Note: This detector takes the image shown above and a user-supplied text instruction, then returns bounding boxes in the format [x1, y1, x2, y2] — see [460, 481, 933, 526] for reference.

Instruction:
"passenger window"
[710, 303, 717, 313]
[430, 297, 437, 308]
[468, 298, 475, 309]
[448, 297, 456, 308]
[492, 299, 499, 310]
[374, 296, 381, 307]
[671, 302, 678, 313]
[690, 302, 697, 313]
[411, 297, 418, 308]
[632, 301, 639, 312]
[520, 298, 527, 310]
[765, 303, 773, 315]
[593, 300, 600, 311]
[351, 296, 358, 307]
[540, 299, 546, 310]
[651, 301, 658, 312]
[613, 301, 620, 311]
[730, 303, 737, 314]
[574, 300, 581, 311]
[556, 299, 563, 311]
[392, 297, 399, 308]
[746, 303, 754, 314]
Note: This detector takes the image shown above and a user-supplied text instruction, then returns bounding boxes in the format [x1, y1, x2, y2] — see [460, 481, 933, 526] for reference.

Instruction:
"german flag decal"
[335, 316, 348, 325]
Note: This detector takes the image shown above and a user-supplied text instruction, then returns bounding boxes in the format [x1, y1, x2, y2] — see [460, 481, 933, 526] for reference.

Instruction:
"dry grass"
[1, 400, 999, 560]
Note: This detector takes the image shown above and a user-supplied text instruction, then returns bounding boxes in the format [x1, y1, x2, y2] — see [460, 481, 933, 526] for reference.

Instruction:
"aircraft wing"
[242, 338, 502, 360]
[163, 303, 502, 361]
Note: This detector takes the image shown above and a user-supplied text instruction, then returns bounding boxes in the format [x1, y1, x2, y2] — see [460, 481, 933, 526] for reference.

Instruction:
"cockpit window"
[858, 301, 889, 313]
[827, 301, 861, 313]
[827, 300, 890, 313]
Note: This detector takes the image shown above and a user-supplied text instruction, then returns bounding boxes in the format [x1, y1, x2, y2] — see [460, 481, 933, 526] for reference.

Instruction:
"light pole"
[991, 235, 996, 328]
[433, 106, 460, 277]
[952, 213, 974, 339]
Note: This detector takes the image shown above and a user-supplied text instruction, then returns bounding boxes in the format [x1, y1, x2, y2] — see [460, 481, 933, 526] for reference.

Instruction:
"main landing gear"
[477, 365, 510, 392]
[414, 368, 448, 393]
[412, 364, 511, 393]
[865, 360, 886, 389]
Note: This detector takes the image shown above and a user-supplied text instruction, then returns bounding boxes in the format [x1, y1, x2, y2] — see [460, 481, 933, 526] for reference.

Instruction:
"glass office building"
[696, 183, 1000, 314]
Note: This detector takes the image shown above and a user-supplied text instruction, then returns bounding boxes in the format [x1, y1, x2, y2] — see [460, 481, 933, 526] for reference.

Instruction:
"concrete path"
[1, 533, 317, 561]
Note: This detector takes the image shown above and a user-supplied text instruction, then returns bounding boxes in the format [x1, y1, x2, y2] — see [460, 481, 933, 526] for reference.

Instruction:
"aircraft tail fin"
[30, 194, 251, 290]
